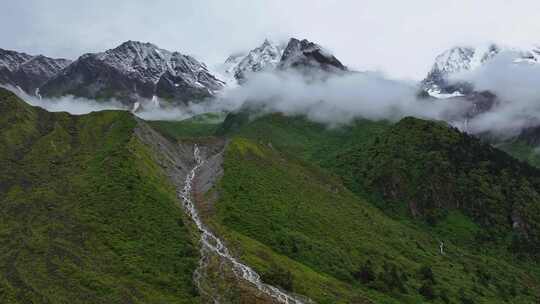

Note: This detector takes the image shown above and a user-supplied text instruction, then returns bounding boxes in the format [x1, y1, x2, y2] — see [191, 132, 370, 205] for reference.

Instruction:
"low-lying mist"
[5, 86, 125, 114]
[6, 72, 469, 126]
[6, 58, 540, 141]
[217, 70, 469, 126]
[451, 51, 540, 136]
[4, 85, 227, 121]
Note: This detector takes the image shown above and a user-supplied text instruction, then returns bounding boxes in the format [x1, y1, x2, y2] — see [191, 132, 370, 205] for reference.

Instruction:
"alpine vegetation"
[6, 2, 540, 303]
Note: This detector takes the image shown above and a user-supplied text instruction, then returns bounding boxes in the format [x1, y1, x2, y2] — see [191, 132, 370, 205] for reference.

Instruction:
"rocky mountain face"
[225, 37, 347, 83]
[0, 48, 71, 94]
[2, 38, 347, 105]
[155, 52, 225, 102]
[421, 44, 540, 134]
[222, 52, 246, 78]
[230, 39, 284, 82]
[421, 45, 499, 97]
[279, 38, 347, 72]
[422, 44, 540, 97]
[40, 41, 225, 105]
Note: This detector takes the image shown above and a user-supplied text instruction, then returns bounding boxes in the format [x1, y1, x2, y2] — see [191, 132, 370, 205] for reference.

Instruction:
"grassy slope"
[217, 112, 390, 169]
[206, 137, 538, 304]
[0, 89, 199, 304]
[136, 110, 540, 303]
[148, 112, 225, 141]
[217, 113, 540, 250]
[190, 112, 540, 303]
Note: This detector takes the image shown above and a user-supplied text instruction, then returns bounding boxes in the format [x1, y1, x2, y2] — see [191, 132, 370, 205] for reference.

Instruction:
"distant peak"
[280, 37, 346, 71]
[286, 37, 313, 45]
[121, 40, 151, 46]
[225, 38, 285, 81]
[0, 48, 33, 58]
[115, 40, 159, 51]
[421, 42, 540, 97]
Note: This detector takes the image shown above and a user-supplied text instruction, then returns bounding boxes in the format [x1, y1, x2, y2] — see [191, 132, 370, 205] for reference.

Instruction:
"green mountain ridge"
[336, 116, 540, 254]
[3, 89, 540, 303]
[207, 111, 540, 303]
[0, 88, 200, 303]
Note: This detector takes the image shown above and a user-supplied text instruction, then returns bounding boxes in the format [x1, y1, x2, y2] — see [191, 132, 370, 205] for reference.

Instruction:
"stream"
[178, 145, 308, 304]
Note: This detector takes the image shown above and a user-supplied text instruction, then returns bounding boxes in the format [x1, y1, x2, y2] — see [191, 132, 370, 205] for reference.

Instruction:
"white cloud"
[5, 85, 237, 121]
[451, 51, 540, 136]
[216, 70, 468, 125]
[9, 50, 540, 141]
[5, 85, 125, 114]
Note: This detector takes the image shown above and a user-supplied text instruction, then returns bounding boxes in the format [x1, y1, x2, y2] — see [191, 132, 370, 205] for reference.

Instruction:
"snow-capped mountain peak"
[430, 44, 499, 77]
[223, 37, 348, 84]
[0, 48, 72, 93]
[231, 39, 284, 81]
[0, 48, 34, 71]
[422, 43, 540, 97]
[20, 55, 72, 77]
[279, 38, 347, 72]
[95, 40, 175, 84]
[40, 40, 225, 105]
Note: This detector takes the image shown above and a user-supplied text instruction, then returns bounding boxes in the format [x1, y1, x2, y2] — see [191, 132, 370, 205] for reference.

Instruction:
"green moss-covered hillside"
[218, 112, 540, 256]
[5, 92, 540, 304]
[335, 117, 540, 256]
[0, 88, 200, 303]
[217, 111, 390, 168]
[202, 136, 540, 304]
[196, 111, 540, 303]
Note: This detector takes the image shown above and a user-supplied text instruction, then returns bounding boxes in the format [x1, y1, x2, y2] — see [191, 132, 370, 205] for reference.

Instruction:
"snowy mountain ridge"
[229, 39, 285, 81]
[0, 48, 72, 93]
[423, 43, 540, 97]
[279, 38, 347, 72]
[92, 40, 175, 84]
[40, 40, 225, 105]
[224, 37, 347, 83]
[0, 48, 34, 71]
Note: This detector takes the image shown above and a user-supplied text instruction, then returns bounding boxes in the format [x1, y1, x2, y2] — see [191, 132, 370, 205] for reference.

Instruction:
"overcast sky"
[2, 0, 540, 79]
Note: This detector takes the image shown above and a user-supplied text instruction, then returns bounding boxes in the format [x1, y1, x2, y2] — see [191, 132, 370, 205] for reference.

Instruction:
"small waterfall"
[35, 88, 42, 100]
[151, 95, 160, 107]
[178, 145, 309, 304]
